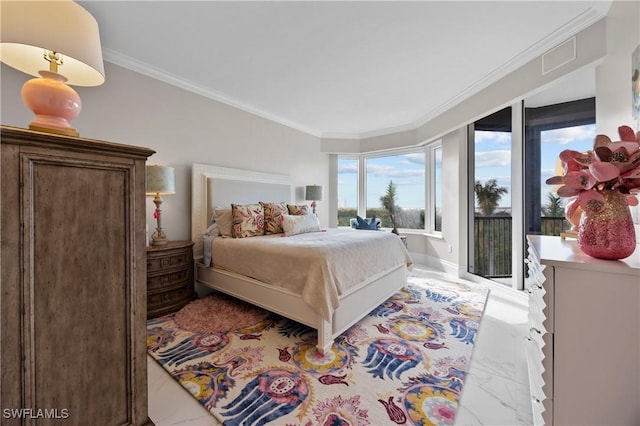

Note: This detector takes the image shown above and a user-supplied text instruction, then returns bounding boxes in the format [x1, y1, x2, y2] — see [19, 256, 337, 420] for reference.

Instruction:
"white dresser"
[526, 235, 640, 426]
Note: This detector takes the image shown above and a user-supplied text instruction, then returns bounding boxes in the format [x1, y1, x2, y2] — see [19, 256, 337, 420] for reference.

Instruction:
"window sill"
[336, 226, 442, 240]
[391, 229, 444, 240]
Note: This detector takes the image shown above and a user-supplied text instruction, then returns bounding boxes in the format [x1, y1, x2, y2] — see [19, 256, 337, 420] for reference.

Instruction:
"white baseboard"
[408, 251, 459, 276]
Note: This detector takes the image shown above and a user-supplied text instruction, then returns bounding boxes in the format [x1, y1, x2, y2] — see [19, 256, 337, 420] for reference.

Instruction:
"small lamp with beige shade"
[146, 165, 175, 246]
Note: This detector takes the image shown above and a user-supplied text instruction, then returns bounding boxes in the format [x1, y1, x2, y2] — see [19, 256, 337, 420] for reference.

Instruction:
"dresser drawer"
[147, 249, 191, 272]
[526, 252, 544, 283]
[527, 265, 554, 333]
[527, 289, 546, 330]
[526, 328, 554, 400]
[531, 393, 553, 426]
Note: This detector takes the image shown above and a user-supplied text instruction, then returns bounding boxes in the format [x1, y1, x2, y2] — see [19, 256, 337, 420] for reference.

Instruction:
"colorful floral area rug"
[147, 276, 489, 426]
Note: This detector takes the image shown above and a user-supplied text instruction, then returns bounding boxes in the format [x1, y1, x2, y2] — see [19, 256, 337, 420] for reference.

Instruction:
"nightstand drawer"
[147, 250, 191, 272]
[147, 285, 194, 318]
[147, 268, 192, 291]
[146, 241, 195, 319]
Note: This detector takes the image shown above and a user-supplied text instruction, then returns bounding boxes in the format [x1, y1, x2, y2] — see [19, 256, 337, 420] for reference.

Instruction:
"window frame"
[337, 140, 442, 236]
[426, 140, 443, 236]
[336, 155, 360, 217]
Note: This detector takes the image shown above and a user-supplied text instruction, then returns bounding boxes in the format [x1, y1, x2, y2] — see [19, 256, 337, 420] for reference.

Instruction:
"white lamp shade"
[146, 165, 176, 195]
[0, 0, 105, 86]
[305, 185, 324, 201]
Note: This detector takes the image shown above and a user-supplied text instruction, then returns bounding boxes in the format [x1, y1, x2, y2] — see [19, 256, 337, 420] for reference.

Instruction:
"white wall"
[596, 0, 640, 239]
[596, 0, 640, 135]
[1, 62, 329, 241]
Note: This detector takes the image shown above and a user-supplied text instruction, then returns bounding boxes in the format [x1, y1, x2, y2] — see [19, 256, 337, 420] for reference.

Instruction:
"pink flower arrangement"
[546, 125, 640, 219]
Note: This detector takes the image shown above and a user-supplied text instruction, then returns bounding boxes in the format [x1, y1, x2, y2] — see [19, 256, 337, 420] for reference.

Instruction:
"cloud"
[338, 162, 358, 174]
[474, 150, 510, 167]
[404, 152, 425, 165]
[366, 163, 424, 178]
[475, 131, 511, 144]
[540, 167, 556, 179]
[541, 124, 595, 145]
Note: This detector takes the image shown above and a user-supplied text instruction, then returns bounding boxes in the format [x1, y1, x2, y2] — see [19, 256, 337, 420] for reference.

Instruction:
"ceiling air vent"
[542, 37, 576, 75]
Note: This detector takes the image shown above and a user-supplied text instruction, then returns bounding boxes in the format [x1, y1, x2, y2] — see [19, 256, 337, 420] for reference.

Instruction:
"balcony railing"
[473, 216, 570, 278]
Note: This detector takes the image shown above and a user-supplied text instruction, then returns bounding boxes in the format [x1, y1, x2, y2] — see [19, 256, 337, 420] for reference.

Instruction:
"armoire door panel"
[24, 159, 133, 423]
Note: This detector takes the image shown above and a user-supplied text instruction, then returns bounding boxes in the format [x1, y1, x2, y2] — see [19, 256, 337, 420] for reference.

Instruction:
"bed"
[191, 163, 412, 353]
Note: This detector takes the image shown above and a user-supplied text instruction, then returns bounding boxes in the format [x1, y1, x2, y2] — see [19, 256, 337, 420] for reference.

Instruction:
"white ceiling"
[78, 1, 611, 138]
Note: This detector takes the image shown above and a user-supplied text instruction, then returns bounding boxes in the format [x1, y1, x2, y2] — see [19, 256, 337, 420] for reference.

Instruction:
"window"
[431, 144, 443, 233]
[538, 124, 595, 235]
[365, 153, 425, 230]
[464, 98, 595, 290]
[524, 98, 596, 237]
[337, 157, 358, 226]
[337, 142, 441, 234]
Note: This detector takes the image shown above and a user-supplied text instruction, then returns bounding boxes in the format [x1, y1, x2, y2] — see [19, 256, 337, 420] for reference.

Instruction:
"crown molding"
[102, 6, 607, 143]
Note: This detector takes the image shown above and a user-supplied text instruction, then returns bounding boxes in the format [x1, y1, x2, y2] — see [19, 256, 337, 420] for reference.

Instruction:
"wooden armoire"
[1, 126, 155, 425]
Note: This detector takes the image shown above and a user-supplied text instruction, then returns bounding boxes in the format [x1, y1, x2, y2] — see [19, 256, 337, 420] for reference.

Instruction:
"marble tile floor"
[148, 264, 534, 426]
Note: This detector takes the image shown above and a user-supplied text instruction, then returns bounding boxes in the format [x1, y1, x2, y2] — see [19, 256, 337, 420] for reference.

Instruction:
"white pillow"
[212, 207, 233, 237]
[281, 213, 321, 236]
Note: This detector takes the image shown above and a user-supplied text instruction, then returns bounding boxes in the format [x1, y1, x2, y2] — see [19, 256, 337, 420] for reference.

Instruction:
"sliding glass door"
[468, 107, 513, 285]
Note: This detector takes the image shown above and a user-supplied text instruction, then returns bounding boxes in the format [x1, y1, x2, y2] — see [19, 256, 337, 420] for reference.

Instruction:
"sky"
[337, 152, 428, 210]
[475, 124, 595, 210]
[337, 123, 596, 214]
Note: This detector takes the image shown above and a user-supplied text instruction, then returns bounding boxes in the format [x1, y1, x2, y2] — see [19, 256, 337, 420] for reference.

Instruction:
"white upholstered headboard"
[191, 164, 293, 258]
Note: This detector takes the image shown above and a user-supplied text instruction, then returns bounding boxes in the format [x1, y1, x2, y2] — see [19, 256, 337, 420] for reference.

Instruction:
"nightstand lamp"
[146, 165, 175, 246]
[0, 1, 105, 137]
[305, 185, 324, 215]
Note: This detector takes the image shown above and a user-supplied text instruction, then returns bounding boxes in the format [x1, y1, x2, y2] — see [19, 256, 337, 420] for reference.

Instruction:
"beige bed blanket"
[210, 228, 412, 321]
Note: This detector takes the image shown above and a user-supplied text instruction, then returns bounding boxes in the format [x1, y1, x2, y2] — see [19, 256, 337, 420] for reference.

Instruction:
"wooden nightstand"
[146, 240, 195, 319]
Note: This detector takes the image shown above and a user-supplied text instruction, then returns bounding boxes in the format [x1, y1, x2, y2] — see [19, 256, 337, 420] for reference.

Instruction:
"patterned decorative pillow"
[231, 203, 264, 238]
[281, 213, 321, 236]
[212, 207, 233, 237]
[259, 201, 288, 234]
[287, 204, 309, 215]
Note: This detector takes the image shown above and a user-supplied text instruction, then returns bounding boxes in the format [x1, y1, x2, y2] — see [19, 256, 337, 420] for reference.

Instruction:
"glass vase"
[578, 190, 636, 260]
